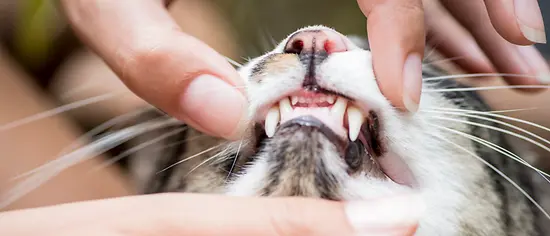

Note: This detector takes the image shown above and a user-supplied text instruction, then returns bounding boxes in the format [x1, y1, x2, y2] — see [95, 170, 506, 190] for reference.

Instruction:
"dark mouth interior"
[251, 112, 384, 175]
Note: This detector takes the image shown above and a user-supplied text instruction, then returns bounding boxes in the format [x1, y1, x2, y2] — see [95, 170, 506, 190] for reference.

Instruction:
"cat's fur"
[117, 26, 549, 235]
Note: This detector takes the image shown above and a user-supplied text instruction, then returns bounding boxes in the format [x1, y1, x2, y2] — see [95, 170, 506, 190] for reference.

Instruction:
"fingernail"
[516, 45, 550, 84]
[514, 0, 546, 43]
[402, 54, 423, 113]
[180, 74, 248, 140]
[345, 194, 425, 233]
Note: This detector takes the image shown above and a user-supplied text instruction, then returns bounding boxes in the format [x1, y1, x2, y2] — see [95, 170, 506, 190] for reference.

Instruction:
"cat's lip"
[277, 115, 347, 150]
[259, 90, 365, 141]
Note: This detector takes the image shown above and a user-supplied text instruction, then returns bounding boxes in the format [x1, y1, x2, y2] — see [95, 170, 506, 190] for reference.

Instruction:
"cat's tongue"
[264, 91, 365, 142]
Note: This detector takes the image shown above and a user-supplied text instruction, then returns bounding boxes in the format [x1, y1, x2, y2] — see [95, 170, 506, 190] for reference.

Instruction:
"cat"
[5, 25, 550, 235]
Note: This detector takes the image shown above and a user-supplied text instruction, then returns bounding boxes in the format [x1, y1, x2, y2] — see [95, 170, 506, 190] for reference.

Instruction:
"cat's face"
[122, 25, 539, 235]
[225, 25, 481, 203]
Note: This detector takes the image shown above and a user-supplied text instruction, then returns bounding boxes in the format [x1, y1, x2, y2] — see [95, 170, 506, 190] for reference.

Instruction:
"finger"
[424, 0, 496, 74]
[59, 0, 248, 140]
[0, 193, 424, 236]
[357, 0, 425, 113]
[483, 0, 546, 45]
[439, 0, 550, 89]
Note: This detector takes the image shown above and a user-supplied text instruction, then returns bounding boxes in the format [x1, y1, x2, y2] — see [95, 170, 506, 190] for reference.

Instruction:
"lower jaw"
[254, 116, 417, 188]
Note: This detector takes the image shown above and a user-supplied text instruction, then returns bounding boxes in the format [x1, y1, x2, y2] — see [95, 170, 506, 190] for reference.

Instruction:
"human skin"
[59, 0, 549, 141]
[0, 47, 132, 211]
[0, 193, 422, 236]
[4, 0, 543, 235]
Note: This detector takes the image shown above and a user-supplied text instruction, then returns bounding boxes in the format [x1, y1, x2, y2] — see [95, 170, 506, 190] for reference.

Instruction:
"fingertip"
[179, 74, 249, 140]
[345, 193, 425, 234]
[402, 53, 423, 113]
[513, 0, 547, 44]
[484, 0, 546, 45]
[358, 0, 425, 113]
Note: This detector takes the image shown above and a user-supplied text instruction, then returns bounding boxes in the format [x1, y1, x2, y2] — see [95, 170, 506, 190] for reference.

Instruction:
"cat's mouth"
[253, 89, 416, 188]
[263, 90, 361, 141]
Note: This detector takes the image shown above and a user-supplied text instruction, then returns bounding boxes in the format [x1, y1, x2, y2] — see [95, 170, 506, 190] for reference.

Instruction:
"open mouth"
[263, 90, 365, 142]
[254, 88, 417, 188]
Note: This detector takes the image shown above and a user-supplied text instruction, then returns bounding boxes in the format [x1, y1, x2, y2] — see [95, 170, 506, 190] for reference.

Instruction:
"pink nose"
[284, 29, 349, 55]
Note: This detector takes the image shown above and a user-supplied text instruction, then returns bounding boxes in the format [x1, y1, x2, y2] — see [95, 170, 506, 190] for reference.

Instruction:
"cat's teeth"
[331, 97, 348, 119]
[347, 105, 364, 141]
[318, 96, 326, 103]
[291, 96, 298, 105]
[326, 95, 335, 104]
[265, 106, 280, 137]
[279, 97, 292, 118]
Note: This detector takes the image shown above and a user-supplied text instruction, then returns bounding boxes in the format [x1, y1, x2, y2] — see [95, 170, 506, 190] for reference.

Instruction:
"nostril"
[284, 29, 349, 56]
[285, 39, 304, 54]
[324, 40, 339, 54]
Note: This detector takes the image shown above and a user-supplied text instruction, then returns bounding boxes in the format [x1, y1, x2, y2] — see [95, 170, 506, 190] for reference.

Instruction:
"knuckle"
[126, 35, 173, 71]
[395, 0, 424, 17]
[360, 0, 424, 16]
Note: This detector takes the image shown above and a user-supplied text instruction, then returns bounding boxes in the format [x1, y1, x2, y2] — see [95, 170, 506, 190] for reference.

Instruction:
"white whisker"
[423, 107, 550, 133]
[182, 150, 228, 179]
[428, 126, 550, 220]
[424, 85, 550, 93]
[426, 115, 550, 155]
[225, 138, 244, 183]
[91, 126, 188, 172]
[0, 92, 122, 132]
[426, 122, 550, 179]
[225, 56, 243, 68]
[423, 73, 539, 82]
[11, 107, 155, 181]
[422, 110, 550, 148]
[422, 56, 466, 66]
[0, 117, 180, 209]
[156, 143, 224, 174]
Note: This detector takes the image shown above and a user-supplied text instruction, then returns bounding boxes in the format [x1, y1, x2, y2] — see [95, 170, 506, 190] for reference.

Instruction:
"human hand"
[357, 0, 549, 113]
[59, 0, 248, 141]
[0, 193, 423, 236]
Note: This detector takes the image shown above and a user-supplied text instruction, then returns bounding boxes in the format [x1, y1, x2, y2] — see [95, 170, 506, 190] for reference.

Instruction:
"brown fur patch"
[251, 53, 300, 83]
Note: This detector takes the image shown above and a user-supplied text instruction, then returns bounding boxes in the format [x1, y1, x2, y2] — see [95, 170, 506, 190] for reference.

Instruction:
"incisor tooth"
[331, 97, 348, 119]
[347, 105, 364, 141]
[327, 95, 335, 104]
[318, 96, 326, 103]
[291, 96, 298, 105]
[265, 106, 280, 137]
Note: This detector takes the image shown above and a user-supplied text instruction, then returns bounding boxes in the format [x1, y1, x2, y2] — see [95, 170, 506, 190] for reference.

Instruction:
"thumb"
[257, 194, 423, 236]
[60, 0, 248, 140]
[0, 193, 423, 236]
[137, 193, 424, 236]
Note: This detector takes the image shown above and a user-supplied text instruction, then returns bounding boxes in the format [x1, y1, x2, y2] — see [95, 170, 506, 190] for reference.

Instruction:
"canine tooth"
[326, 95, 335, 104]
[291, 96, 298, 105]
[347, 105, 364, 141]
[279, 97, 293, 118]
[331, 97, 347, 119]
[265, 106, 280, 137]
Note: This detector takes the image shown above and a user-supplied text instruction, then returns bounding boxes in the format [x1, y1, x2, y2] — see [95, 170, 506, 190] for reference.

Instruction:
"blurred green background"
[0, 0, 367, 90]
[1, 0, 550, 131]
